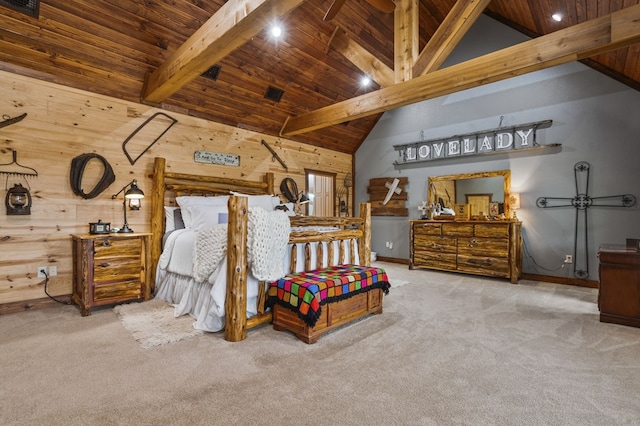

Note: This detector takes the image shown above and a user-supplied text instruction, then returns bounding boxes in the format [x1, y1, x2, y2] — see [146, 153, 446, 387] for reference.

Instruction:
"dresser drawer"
[414, 235, 457, 253]
[413, 251, 457, 270]
[442, 223, 474, 236]
[474, 223, 510, 238]
[413, 222, 442, 236]
[93, 258, 143, 283]
[93, 238, 142, 258]
[458, 237, 509, 258]
[94, 280, 144, 304]
[457, 255, 509, 277]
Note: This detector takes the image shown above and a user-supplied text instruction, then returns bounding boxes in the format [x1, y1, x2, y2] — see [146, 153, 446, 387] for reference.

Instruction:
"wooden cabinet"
[410, 220, 522, 283]
[598, 244, 640, 328]
[72, 233, 151, 316]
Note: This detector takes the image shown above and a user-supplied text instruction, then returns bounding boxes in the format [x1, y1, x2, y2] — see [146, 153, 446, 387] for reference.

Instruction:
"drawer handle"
[468, 258, 492, 266]
[100, 262, 110, 268]
[101, 240, 111, 247]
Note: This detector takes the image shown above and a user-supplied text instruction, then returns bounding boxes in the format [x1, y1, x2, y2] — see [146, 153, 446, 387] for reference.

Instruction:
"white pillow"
[230, 192, 280, 211]
[187, 205, 228, 231]
[176, 195, 229, 228]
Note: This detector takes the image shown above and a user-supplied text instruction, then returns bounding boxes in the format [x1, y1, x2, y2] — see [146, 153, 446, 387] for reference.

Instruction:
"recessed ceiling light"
[271, 25, 282, 38]
[361, 76, 371, 87]
[552, 13, 562, 22]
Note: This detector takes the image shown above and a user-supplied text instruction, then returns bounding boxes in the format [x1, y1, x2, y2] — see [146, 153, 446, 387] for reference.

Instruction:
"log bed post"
[149, 157, 166, 293]
[225, 195, 249, 342]
[359, 202, 372, 266]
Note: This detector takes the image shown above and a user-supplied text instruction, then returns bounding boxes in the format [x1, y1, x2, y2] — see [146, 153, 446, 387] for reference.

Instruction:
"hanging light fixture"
[111, 180, 144, 233]
[5, 183, 32, 215]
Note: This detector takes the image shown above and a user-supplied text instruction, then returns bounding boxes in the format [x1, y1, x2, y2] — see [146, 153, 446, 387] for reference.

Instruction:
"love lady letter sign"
[393, 119, 558, 166]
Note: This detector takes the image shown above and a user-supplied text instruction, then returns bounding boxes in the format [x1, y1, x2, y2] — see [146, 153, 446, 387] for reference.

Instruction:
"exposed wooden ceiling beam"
[142, 0, 305, 104]
[326, 26, 394, 87]
[394, 0, 419, 82]
[280, 4, 640, 137]
[413, 0, 492, 76]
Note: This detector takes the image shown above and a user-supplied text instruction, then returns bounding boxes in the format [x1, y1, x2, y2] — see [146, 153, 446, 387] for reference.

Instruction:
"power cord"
[522, 233, 566, 273]
[42, 270, 71, 305]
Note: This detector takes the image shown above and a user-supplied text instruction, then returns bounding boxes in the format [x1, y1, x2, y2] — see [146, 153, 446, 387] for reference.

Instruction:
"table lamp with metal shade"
[111, 180, 144, 233]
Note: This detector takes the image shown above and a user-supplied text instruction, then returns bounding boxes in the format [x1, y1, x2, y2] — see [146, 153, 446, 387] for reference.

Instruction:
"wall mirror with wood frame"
[427, 170, 512, 218]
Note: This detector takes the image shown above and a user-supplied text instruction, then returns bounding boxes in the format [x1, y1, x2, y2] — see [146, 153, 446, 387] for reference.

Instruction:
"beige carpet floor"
[2, 261, 640, 425]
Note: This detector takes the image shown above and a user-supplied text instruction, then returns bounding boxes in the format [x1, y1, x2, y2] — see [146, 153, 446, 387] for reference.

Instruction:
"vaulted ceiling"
[0, 0, 638, 154]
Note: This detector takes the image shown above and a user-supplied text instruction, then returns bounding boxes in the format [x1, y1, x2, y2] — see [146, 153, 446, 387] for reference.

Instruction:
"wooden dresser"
[598, 244, 640, 328]
[410, 220, 522, 283]
[72, 233, 151, 316]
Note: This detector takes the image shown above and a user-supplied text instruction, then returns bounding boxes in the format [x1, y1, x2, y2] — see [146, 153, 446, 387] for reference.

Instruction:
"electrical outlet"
[37, 266, 47, 278]
[564, 255, 573, 264]
[48, 266, 57, 276]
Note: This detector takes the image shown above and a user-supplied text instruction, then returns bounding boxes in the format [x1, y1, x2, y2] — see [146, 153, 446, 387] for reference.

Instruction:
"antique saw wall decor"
[368, 177, 408, 216]
[122, 112, 177, 165]
[393, 119, 558, 166]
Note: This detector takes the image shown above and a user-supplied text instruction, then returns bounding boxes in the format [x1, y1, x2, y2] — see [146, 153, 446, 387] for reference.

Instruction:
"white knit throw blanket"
[192, 208, 290, 283]
[192, 224, 227, 283]
[247, 207, 291, 281]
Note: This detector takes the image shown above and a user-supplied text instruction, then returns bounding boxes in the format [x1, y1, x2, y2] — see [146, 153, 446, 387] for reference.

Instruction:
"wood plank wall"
[0, 70, 353, 309]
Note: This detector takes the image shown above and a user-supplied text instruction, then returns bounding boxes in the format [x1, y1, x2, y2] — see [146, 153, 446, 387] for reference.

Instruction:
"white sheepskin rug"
[113, 299, 203, 349]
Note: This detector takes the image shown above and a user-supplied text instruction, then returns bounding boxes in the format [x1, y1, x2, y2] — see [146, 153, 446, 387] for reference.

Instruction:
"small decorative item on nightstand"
[89, 219, 110, 234]
[627, 238, 640, 252]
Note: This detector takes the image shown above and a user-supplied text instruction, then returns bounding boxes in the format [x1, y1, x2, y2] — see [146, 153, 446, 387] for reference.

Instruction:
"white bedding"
[156, 227, 262, 332]
[155, 225, 361, 332]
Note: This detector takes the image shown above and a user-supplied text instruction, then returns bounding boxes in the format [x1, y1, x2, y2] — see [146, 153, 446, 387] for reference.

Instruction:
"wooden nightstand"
[598, 244, 640, 328]
[72, 233, 151, 316]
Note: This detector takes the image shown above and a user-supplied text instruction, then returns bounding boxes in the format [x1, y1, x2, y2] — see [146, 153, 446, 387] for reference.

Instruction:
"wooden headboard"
[149, 157, 275, 290]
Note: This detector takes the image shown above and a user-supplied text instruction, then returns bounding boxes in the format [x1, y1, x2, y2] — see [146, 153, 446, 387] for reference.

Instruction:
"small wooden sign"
[454, 204, 471, 221]
[367, 177, 409, 216]
[194, 150, 240, 167]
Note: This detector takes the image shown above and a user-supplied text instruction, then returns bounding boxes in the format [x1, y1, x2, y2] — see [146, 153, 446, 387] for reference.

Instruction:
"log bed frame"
[150, 157, 374, 342]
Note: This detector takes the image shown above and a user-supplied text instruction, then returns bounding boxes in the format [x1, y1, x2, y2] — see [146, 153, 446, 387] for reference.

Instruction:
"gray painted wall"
[355, 15, 640, 281]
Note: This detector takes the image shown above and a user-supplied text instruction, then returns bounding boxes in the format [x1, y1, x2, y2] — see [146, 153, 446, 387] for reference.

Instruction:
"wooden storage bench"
[267, 265, 390, 344]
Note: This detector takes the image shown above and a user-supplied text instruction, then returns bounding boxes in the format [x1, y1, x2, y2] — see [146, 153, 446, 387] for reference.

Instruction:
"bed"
[149, 157, 383, 342]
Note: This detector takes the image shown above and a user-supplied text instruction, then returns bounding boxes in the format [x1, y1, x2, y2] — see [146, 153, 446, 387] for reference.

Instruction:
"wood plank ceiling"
[0, 0, 638, 154]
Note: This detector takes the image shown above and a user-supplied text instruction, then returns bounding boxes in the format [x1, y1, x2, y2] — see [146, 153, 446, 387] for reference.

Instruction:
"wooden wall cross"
[536, 161, 636, 279]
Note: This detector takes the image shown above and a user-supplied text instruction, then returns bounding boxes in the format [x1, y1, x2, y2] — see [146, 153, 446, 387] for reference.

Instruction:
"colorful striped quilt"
[266, 264, 390, 327]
